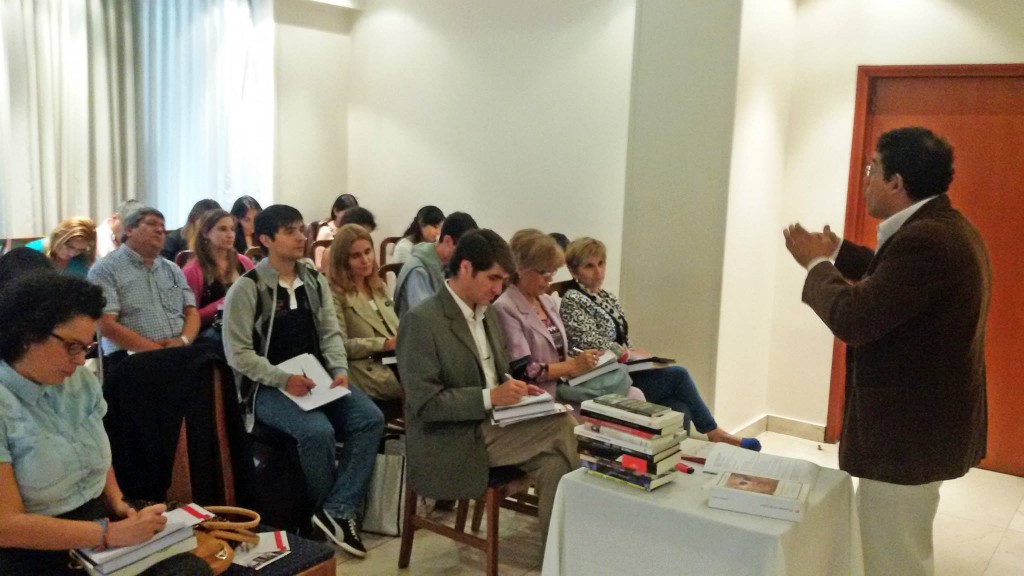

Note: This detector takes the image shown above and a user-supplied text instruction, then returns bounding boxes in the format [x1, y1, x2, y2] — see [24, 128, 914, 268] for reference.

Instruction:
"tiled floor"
[331, 431, 1024, 575]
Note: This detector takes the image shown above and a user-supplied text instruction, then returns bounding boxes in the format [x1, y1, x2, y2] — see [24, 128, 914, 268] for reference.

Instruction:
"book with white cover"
[232, 530, 292, 570]
[580, 398, 684, 431]
[492, 391, 554, 420]
[75, 504, 212, 574]
[73, 536, 198, 576]
[708, 471, 811, 522]
[492, 403, 573, 427]
[275, 353, 351, 411]
[565, 350, 618, 386]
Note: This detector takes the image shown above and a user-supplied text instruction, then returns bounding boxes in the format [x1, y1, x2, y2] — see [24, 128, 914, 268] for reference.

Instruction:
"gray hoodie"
[222, 258, 348, 426]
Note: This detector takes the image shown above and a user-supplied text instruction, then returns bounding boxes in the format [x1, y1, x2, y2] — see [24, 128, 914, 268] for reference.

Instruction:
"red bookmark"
[274, 531, 286, 551]
[180, 504, 213, 520]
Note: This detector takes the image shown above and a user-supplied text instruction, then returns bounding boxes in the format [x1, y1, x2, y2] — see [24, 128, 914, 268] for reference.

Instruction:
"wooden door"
[827, 64, 1024, 477]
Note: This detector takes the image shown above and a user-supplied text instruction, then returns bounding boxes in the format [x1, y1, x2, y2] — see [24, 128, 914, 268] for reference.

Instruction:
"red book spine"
[580, 415, 656, 439]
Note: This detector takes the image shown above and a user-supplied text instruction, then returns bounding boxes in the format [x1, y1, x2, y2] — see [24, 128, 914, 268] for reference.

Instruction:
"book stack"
[574, 394, 686, 491]
[491, 391, 570, 427]
[72, 504, 213, 576]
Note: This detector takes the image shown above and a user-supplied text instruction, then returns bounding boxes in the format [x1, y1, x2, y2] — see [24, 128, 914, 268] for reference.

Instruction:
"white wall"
[274, 0, 356, 223]
[765, 0, 1024, 426]
[713, 0, 796, 432]
[346, 0, 636, 288]
[619, 0, 743, 408]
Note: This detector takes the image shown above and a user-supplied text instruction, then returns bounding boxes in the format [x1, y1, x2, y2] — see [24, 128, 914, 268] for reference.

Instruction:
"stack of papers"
[73, 504, 212, 576]
[490, 392, 572, 427]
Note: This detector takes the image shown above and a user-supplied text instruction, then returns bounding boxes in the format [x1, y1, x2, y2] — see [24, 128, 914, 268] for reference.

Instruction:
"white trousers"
[856, 477, 943, 576]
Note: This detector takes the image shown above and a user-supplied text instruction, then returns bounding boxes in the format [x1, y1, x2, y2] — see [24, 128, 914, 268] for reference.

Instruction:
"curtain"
[135, 0, 273, 229]
[0, 0, 274, 237]
[0, 0, 135, 238]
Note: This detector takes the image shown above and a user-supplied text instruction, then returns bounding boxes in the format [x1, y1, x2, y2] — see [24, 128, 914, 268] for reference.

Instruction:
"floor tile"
[939, 468, 1024, 529]
[933, 512, 1005, 576]
[983, 529, 1024, 576]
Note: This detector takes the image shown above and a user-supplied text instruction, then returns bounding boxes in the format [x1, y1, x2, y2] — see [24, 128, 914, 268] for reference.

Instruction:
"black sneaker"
[311, 508, 367, 558]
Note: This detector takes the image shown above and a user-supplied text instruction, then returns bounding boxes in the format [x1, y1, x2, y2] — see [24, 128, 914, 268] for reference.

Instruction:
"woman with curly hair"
[0, 272, 170, 573]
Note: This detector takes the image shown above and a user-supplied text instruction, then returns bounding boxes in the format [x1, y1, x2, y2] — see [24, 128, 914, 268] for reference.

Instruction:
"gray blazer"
[332, 285, 401, 400]
[396, 285, 510, 500]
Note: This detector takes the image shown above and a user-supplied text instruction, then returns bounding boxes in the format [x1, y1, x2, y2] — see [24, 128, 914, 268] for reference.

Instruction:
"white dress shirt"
[444, 280, 500, 410]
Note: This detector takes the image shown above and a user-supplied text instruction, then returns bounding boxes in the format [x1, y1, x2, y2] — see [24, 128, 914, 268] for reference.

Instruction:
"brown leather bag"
[191, 505, 261, 575]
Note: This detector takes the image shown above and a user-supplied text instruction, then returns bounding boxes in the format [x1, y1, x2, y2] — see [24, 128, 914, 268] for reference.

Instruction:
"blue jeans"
[630, 366, 717, 433]
[255, 385, 384, 520]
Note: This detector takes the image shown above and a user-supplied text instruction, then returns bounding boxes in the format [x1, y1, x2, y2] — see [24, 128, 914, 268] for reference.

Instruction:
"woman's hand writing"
[106, 504, 168, 547]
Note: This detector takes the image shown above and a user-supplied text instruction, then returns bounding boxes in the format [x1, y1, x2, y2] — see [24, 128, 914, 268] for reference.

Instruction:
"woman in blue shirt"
[25, 216, 98, 277]
[0, 272, 168, 574]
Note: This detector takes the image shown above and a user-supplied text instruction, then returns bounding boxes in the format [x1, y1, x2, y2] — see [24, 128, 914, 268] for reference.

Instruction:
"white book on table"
[275, 353, 351, 411]
[708, 471, 811, 522]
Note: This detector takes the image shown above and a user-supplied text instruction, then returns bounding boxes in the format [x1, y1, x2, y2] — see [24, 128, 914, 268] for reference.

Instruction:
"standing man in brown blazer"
[783, 127, 991, 576]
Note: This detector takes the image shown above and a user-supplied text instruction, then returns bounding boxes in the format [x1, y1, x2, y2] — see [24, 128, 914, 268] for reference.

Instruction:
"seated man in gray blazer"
[396, 229, 578, 540]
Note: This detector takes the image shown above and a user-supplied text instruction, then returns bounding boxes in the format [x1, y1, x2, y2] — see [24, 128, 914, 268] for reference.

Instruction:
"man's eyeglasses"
[51, 333, 99, 357]
[864, 163, 876, 178]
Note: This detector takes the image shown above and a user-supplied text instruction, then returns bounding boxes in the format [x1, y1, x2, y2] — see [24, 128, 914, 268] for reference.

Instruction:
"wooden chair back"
[304, 220, 324, 258]
[174, 250, 195, 267]
[378, 262, 403, 300]
[379, 236, 401, 266]
[546, 280, 573, 297]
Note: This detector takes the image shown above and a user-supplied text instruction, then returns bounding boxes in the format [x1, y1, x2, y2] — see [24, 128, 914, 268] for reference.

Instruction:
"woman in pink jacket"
[181, 209, 254, 338]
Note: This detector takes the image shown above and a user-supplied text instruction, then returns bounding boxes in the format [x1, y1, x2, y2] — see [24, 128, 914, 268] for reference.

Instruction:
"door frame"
[824, 63, 1024, 443]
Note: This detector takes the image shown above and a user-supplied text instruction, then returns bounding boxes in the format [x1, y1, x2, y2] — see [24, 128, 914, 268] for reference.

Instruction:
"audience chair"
[168, 363, 237, 506]
[378, 262, 402, 300]
[244, 246, 263, 262]
[398, 466, 539, 576]
[545, 280, 572, 297]
[1, 236, 44, 255]
[174, 249, 194, 267]
[304, 220, 324, 258]
[379, 236, 401, 266]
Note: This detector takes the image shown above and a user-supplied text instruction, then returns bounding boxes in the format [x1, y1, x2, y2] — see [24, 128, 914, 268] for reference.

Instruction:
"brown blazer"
[395, 286, 511, 500]
[803, 194, 991, 485]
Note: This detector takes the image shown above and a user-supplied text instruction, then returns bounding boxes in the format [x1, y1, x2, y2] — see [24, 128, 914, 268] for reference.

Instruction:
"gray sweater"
[223, 259, 348, 420]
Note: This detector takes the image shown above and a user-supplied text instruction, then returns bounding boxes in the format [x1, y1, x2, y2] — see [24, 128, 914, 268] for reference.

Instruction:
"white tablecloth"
[542, 465, 862, 576]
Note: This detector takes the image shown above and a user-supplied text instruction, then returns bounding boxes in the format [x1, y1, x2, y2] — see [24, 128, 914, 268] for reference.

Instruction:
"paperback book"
[708, 471, 811, 522]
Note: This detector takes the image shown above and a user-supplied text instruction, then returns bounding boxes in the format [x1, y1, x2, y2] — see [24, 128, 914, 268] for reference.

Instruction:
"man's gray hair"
[115, 199, 144, 219]
[122, 207, 165, 232]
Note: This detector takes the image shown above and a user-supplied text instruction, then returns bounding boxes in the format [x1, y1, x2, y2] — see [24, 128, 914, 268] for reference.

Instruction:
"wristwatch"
[180, 335, 191, 345]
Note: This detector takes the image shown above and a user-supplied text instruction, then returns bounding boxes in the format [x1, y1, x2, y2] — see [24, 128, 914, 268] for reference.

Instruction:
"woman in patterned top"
[0, 272, 169, 574]
[559, 237, 760, 451]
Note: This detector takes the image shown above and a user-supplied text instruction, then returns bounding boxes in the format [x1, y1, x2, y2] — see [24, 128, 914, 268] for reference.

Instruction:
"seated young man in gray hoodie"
[222, 204, 383, 558]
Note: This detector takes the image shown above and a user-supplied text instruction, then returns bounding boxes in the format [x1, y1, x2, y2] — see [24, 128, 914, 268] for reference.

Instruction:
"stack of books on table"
[490, 391, 571, 427]
[574, 394, 686, 491]
[72, 504, 213, 576]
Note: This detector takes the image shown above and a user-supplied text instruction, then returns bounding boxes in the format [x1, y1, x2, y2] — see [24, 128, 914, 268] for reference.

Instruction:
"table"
[542, 465, 862, 575]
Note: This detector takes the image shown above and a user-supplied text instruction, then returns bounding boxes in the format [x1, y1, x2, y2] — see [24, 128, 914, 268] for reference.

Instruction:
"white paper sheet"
[275, 353, 351, 411]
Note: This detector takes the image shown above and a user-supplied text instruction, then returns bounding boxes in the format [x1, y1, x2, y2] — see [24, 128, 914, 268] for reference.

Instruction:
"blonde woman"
[26, 217, 97, 277]
[327, 224, 401, 400]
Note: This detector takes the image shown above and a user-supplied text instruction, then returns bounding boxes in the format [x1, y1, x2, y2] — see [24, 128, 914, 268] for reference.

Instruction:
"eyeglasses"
[533, 269, 556, 280]
[864, 163, 877, 178]
[50, 332, 99, 357]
